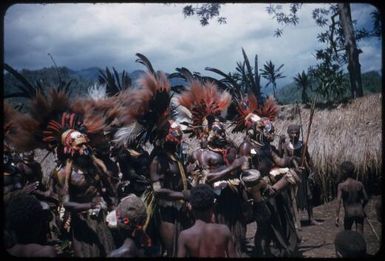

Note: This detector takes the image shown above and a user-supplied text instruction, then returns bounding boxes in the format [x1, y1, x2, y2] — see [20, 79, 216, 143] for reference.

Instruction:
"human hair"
[189, 184, 215, 211]
[340, 161, 355, 178]
[117, 194, 147, 232]
[334, 230, 366, 257]
[6, 193, 47, 244]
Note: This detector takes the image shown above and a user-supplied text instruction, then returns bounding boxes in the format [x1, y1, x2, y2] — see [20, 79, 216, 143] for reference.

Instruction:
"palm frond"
[4, 64, 36, 98]
[241, 48, 258, 95]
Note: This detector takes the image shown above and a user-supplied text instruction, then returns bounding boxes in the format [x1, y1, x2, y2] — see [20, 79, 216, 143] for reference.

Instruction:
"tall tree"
[182, 3, 381, 100]
[260, 60, 285, 101]
[338, 3, 363, 98]
[267, 3, 381, 99]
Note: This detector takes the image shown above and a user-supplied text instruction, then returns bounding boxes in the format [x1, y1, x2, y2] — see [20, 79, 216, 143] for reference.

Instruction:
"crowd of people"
[3, 69, 377, 257]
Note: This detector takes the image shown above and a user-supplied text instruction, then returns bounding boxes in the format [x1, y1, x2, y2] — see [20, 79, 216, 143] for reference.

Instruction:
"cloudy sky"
[4, 3, 382, 87]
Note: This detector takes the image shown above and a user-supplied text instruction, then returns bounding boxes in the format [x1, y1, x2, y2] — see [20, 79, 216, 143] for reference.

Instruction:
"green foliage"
[310, 65, 348, 102]
[205, 48, 263, 102]
[361, 71, 382, 94]
[266, 4, 303, 37]
[277, 70, 381, 104]
[370, 10, 382, 38]
[182, 3, 226, 26]
[259, 60, 285, 101]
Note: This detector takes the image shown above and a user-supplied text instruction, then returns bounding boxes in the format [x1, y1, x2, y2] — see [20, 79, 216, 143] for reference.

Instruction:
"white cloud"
[4, 3, 381, 87]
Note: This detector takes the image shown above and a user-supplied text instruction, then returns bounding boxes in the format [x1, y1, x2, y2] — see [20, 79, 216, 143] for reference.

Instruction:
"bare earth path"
[244, 195, 382, 257]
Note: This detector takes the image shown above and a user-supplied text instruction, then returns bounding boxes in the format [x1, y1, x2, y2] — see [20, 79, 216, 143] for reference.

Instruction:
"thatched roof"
[273, 93, 382, 200]
[274, 93, 381, 172]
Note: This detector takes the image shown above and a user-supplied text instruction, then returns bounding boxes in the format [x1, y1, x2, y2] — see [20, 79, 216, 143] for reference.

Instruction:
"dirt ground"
[244, 195, 382, 257]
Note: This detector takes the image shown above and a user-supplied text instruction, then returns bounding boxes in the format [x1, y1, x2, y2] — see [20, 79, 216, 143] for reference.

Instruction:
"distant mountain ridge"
[4, 66, 187, 100]
[4, 66, 381, 105]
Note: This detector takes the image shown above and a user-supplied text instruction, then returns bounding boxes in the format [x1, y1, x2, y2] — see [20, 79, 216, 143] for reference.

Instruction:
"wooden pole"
[300, 100, 316, 167]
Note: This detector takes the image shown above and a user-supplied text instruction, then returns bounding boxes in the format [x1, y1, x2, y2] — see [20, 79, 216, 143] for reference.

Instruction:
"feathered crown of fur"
[232, 93, 279, 133]
[5, 85, 119, 157]
[113, 71, 172, 147]
[175, 79, 231, 138]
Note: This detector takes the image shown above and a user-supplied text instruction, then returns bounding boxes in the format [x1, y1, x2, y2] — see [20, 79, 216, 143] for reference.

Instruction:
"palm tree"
[205, 48, 263, 102]
[293, 70, 311, 104]
[260, 60, 285, 101]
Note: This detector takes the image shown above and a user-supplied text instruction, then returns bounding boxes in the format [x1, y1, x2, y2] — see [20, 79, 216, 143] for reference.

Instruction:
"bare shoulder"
[338, 181, 346, 189]
[209, 223, 231, 235]
[179, 227, 194, 239]
[354, 179, 364, 187]
[179, 229, 187, 238]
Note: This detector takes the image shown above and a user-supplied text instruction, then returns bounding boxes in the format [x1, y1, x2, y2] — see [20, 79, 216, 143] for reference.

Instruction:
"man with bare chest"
[238, 118, 299, 257]
[149, 121, 192, 257]
[177, 184, 237, 257]
[51, 128, 116, 257]
[191, 120, 248, 256]
[336, 161, 368, 234]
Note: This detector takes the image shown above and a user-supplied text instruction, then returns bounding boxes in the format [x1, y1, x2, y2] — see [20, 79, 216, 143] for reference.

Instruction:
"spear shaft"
[296, 102, 305, 142]
[300, 100, 315, 167]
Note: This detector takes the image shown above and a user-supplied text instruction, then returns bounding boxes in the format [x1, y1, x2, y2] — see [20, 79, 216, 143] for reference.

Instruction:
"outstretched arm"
[206, 156, 248, 184]
[63, 200, 98, 212]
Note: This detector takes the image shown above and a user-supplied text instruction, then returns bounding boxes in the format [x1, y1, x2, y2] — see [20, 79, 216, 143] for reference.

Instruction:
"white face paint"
[250, 113, 261, 123]
[70, 131, 83, 140]
[170, 121, 179, 129]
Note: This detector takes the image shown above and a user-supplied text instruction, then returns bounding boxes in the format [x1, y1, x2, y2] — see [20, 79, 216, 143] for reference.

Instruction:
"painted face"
[263, 121, 275, 142]
[61, 129, 91, 156]
[288, 129, 300, 144]
[165, 121, 183, 144]
[208, 121, 227, 146]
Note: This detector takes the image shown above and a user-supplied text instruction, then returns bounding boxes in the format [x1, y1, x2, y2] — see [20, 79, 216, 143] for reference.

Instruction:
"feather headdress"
[6, 85, 119, 158]
[4, 101, 39, 152]
[175, 79, 231, 138]
[112, 71, 173, 147]
[231, 93, 279, 133]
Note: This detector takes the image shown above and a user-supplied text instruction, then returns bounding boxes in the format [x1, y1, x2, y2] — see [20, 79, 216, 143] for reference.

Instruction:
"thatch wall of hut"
[274, 93, 382, 202]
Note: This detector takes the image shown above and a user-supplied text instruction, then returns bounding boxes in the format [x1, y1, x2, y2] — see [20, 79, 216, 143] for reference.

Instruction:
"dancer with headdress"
[4, 86, 118, 257]
[235, 94, 300, 257]
[175, 79, 249, 256]
[112, 70, 192, 257]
